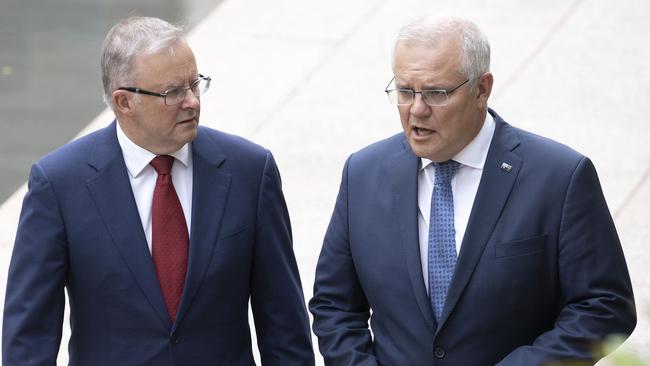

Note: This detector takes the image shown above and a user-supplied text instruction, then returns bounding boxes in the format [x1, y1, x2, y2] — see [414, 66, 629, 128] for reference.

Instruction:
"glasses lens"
[164, 77, 211, 105]
[398, 90, 415, 105]
[388, 90, 414, 105]
[196, 78, 210, 96]
[422, 90, 448, 107]
[188, 78, 210, 98]
[165, 87, 185, 105]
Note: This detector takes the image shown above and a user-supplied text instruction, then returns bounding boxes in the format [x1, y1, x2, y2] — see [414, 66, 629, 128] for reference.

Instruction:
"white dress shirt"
[418, 113, 495, 293]
[116, 122, 193, 253]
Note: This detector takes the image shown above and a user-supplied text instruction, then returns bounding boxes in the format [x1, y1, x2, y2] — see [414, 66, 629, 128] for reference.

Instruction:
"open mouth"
[413, 126, 434, 136]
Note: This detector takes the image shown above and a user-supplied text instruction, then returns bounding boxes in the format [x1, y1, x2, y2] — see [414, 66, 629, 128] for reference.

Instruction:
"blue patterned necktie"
[428, 160, 460, 323]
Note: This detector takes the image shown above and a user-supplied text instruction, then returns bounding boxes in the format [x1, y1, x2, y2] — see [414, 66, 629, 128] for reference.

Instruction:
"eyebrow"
[422, 85, 448, 91]
[395, 82, 447, 91]
[394, 77, 447, 91]
[161, 84, 181, 92]
[164, 75, 201, 90]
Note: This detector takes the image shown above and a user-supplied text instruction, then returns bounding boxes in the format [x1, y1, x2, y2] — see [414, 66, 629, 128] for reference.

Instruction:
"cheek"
[435, 105, 465, 135]
[445, 117, 477, 149]
[398, 107, 410, 129]
[158, 110, 179, 128]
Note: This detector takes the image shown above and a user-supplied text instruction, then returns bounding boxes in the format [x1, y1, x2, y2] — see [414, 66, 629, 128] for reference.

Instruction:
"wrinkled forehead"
[133, 41, 198, 87]
[393, 34, 461, 63]
[136, 40, 196, 64]
[392, 38, 463, 84]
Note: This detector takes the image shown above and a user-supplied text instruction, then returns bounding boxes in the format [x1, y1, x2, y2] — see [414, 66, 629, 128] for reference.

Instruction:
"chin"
[412, 146, 444, 162]
[185, 129, 198, 142]
[410, 146, 430, 159]
[175, 128, 198, 146]
[180, 121, 198, 134]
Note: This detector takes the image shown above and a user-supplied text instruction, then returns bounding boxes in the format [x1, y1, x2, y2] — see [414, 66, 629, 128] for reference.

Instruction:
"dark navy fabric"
[3, 121, 315, 366]
[310, 109, 635, 366]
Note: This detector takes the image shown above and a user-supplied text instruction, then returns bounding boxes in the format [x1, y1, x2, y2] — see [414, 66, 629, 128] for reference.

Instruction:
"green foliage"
[599, 335, 647, 366]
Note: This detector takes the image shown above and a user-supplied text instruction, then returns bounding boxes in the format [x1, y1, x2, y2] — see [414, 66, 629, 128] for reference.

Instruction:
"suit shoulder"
[195, 126, 274, 176]
[197, 126, 269, 158]
[509, 125, 585, 167]
[491, 111, 585, 167]
[348, 132, 406, 165]
[36, 125, 111, 176]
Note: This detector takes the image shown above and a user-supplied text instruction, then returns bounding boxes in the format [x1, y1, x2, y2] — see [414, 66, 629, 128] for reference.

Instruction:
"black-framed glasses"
[117, 74, 211, 106]
[384, 76, 469, 107]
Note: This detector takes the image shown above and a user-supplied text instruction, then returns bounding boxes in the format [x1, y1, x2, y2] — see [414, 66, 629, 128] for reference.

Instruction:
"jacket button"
[171, 336, 180, 345]
[434, 347, 445, 359]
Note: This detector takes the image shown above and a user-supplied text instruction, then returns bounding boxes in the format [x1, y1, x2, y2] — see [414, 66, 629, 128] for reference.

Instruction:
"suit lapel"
[86, 122, 172, 329]
[173, 129, 230, 330]
[437, 111, 522, 331]
[387, 140, 437, 332]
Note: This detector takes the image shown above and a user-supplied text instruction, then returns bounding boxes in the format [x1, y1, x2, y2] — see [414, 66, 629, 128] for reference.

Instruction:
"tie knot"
[150, 155, 175, 175]
[433, 160, 460, 184]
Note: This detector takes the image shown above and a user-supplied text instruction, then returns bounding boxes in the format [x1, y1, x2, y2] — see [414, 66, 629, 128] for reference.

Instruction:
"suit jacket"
[3, 121, 315, 365]
[309, 110, 636, 365]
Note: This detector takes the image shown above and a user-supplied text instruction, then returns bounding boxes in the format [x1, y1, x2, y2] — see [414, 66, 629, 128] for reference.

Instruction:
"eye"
[190, 80, 201, 94]
[424, 90, 446, 97]
[165, 87, 183, 98]
[422, 90, 448, 106]
[423, 90, 446, 100]
[397, 89, 414, 103]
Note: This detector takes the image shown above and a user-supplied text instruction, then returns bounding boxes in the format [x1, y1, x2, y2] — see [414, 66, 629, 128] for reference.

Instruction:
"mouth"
[178, 117, 197, 124]
[413, 126, 435, 137]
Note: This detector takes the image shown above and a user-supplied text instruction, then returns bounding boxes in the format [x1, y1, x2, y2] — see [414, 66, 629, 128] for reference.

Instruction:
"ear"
[112, 90, 135, 115]
[476, 72, 493, 106]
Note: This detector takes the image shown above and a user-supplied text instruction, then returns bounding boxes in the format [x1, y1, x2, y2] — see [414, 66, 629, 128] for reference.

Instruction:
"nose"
[409, 93, 431, 117]
[182, 88, 200, 109]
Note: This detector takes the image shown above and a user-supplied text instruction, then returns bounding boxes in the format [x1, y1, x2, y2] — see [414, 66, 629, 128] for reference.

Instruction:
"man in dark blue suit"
[3, 16, 314, 365]
[309, 14, 635, 365]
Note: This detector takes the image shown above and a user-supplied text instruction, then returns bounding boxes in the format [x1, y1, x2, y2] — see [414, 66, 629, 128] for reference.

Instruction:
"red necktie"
[150, 155, 189, 322]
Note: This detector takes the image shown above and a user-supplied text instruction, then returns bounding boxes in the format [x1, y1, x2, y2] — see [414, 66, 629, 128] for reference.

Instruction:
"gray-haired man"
[310, 14, 635, 365]
[3, 16, 314, 365]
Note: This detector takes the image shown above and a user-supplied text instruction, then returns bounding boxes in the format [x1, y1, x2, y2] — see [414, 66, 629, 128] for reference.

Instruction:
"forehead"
[133, 41, 198, 87]
[393, 39, 462, 85]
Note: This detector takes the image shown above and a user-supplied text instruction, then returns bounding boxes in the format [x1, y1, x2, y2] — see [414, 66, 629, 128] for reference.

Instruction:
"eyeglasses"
[384, 77, 469, 107]
[117, 74, 211, 106]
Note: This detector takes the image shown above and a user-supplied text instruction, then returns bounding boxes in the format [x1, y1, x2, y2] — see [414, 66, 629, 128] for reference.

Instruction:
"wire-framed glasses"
[117, 74, 211, 106]
[384, 76, 469, 107]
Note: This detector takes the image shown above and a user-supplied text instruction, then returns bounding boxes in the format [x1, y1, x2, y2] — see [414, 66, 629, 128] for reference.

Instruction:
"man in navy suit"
[309, 14, 635, 365]
[3, 16, 314, 365]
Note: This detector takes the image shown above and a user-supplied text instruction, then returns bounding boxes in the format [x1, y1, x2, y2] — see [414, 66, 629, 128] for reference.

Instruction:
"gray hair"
[394, 14, 490, 90]
[101, 16, 186, 109]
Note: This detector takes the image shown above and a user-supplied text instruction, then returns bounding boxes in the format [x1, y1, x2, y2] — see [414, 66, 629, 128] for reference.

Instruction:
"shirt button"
[434, 347, 446, 359]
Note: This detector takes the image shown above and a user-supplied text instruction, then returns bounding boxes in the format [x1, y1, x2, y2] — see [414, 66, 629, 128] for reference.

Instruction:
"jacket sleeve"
[3, 163, 68, 365]
[497, 157, 636, 365]
[309, 156, 379, 366]
[250, 152, 315, 366]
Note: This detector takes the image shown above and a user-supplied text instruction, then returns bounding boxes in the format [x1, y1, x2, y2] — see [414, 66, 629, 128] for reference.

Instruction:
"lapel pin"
[500, 162, 512, 172]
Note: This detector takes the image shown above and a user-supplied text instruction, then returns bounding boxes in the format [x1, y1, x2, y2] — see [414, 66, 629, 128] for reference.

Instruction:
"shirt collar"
[116, 120, 191, 178]
[419, 111, 495, 171]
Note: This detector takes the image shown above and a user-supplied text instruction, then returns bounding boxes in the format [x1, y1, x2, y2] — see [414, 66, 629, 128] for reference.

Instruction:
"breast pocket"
[494, 234, 547, 258]
[218, 223, 252, 241]
[211, 223, 254, 262]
